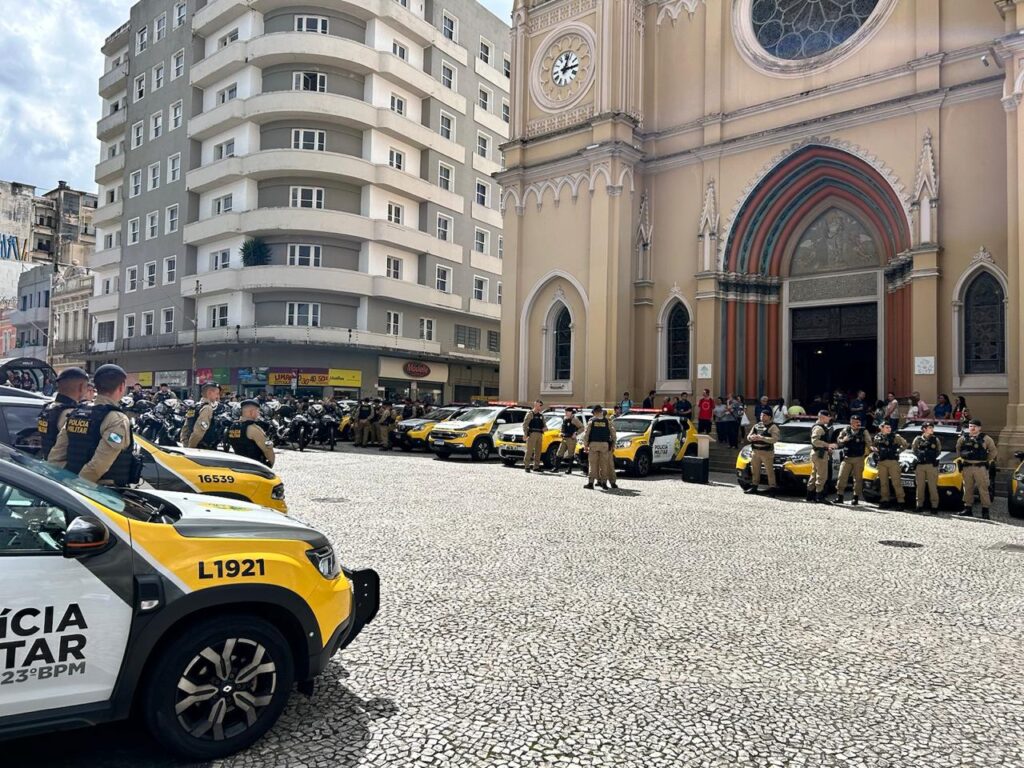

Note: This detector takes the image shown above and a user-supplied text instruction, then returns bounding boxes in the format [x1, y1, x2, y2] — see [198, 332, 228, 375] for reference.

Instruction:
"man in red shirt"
[697, 389, 715, 435]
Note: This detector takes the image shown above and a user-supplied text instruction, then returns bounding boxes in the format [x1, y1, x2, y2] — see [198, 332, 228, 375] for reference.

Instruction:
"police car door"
[650, 418, 681, 465]
[0, 479, 133, 717]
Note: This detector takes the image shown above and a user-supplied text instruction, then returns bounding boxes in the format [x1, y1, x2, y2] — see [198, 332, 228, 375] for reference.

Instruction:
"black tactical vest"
[913, 435, 941, 465]
[750, 423, 774, 450]
[842, 428, 866, 457]
[873, 432, 900, 461]
[64, 404, 137, 486]
[183, 402, 220, 449]
[528, 413, 546, 432]
[959, 434, 989, 462]
[227, 420, 267, 464]
[589, 417, 611, 443]
[561, 417, 579, 438]
[811, 424, 831, 457]
[357, 403, 372, 419]
[37, 394, 77, 459]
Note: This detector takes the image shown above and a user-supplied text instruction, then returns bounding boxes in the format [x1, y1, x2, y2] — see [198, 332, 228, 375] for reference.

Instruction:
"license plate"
[900, 478, 915, 488]
[433, 440, 445, 446]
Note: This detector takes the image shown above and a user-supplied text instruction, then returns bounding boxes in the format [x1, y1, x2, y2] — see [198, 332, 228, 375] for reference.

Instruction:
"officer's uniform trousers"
[809, 453, 830, 494]
[588, 442, 612, 483]
[556, 435, 578, 463]
[749, 448, 776, 488]
[915, 463, 940, 508]
[524, 432, 543, 469]
[836, 455, 865, 497]
[962, 463, 992, 507]
[877, 459, 905, 503]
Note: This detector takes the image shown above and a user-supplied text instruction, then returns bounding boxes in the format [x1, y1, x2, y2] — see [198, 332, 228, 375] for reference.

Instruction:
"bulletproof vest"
[64, 404, 137, 486]
[528, 413, 546, 432]
[750, 423, 774, 449]
[561, 417, 579, 438]
[369, 407, 381, 423]
[842, 428, 866, 457]
[184, 402, 221, 449]
[913, 435, 941, 465]
[959, 434, 989, 462]
[227, 420, 268, 464]
[589, 417, 611, 443]
[37, 395, 77, 459]
[357, 404, 372, 419]
[873, 432, 900, 461]
[402, 405, 414, 419]
[811, 424, 830, 458]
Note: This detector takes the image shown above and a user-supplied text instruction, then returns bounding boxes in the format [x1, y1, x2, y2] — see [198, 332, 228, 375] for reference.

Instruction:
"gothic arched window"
[553, 306, 572, 381]
[963, 271, 1005, 375]
[666, 303, 690, 380]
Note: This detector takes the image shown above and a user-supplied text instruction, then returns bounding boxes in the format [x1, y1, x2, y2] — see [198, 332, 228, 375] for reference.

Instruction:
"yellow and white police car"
[495, 407, 591, 469]
[736, 417, 848, 493]
[428, 403, 531, 462]
[583, 410, 698, 477]
[392, 405, 470, 452]
[0, 444, 378, 760]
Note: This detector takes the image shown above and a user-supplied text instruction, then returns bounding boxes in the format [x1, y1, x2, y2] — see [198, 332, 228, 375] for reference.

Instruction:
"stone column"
[909, 246, 941, 403]
[694, 273, 719, 396]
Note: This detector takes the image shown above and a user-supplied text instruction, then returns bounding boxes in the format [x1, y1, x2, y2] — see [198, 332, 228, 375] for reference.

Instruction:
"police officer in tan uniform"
[582, 405, 618, 490]
[227, 400, 275, 467]
[833, 415, 869, 505]
[871, 422, 909, 508]
[181, 382, 221, 448]
[806, 411, 836, 503]
[555, 407, 584, 474]
[377, 401, 395, 451]
[49, 364, 139, 486]
[956, 419, 998, 519]
[911, 422, 942, 514]
[37, 366, 89, 460]
[522, 400, 547, 472]
[353, 398, 373, 446]
[745, 410, 780, 495]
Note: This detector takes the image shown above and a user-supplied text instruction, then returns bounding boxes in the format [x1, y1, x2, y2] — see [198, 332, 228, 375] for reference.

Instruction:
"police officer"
[227, 400, 275, 467]
[48, 364, 139, 486]
[871, 421, 909, 508]
[181, 382, 222, 448]
[833, 415, 869, 505]
[37, 367, 89, 460]
[522, 400, 547, 473]
[582, 405, 618, 490]
[746, 409, 780, 495]
[354, 398, 373, 446]
[555, 407, 584, 474]
[807, 411, 837, 503]
[956, 419, 998, 519]
[366, 398, 382, 447]
[153, 382, 174, 404]
[911, 422, 942, 514]
[377, 401, 395, 451]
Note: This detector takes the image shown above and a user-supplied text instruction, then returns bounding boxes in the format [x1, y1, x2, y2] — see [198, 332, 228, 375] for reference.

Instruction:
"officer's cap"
[201, 381, 220, 392]
[818, 410, 831, 417]
[969, 418, 983, 427]
[850, 414, 861, 422]
[56, 366, 88, 382]
[240, 399, 260, 409]
[592, 405, 604, 413]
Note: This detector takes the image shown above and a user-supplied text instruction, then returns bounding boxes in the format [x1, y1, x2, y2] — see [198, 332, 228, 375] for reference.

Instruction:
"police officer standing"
[48, 364, 139, 486]
[377, 401, 394, 451]
[37, 367, 89, 460]
[746, 409, 780, 495]
[833, 415, 869, 505]
[582, 405, 618, 490]
[366, 398, 382, 447]
[554, 407, 583, 474]
[871, 421, 909, 508]
[911, 422, 942, 514]
[807, 411, 836, 503]
[522, 400, 547, 473]
[227, 400, 276, 467]
[181, 382, 222, 448]
[956, 419, 998, 519]
[354, 398, 373, 446]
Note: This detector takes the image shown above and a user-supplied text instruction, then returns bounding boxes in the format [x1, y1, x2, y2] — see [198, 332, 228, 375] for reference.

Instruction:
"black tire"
[399, 441, 413, 452]
[542, 443, 560, 470]
[632, 449, 652, 478]
[470, 438, 491, 462]
[142, 615, 294, 761]
[501, 457, 518, 467]
[436, 450, 451, 460]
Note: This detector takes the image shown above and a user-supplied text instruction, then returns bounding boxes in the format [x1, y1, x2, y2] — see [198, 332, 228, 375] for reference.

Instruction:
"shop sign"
[403, 361, 431, 378]
[268, 371, 294, 386]
[237, 367, 269, 385]
[328, 368, 362, 387]
[137, 372, 153, 387]
[212, 367, 231, 384]
[298, 371, 330, 387]
[155, 370, 188, 387]
[379, 357, 448, 382]
[195, 367, 214, 383]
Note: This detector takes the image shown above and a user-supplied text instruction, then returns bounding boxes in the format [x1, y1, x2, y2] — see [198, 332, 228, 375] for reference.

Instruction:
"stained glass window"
[666, 304, 690, 380]
[553, 306, 572, 381]
[963, 272, 1005, 375]
[751, 0, 880, 61]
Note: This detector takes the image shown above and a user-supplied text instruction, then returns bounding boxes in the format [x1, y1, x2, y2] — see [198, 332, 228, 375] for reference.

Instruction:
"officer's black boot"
[805, 489, 816, 503]
[565, 462, 572, 475]
[815, 492, 828, 504]
[959, 506, 974, 517]
[553, 458, 561, 473]
[584, 481, 594, 489]
[851, 495, 859, 506]
[981, 508, 991, 520]
[745, 485, 759, 495]
[833, 492, 845, 505]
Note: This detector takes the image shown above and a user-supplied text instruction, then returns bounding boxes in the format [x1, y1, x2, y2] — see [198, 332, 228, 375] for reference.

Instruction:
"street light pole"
[192, 279, 201, 398]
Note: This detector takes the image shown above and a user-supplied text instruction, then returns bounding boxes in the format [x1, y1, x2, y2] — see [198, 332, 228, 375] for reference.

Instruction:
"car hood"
[435, 419, 487, 431]
[139, 437, 277, 478]
[144, 491, 325, 544]
[770, 441, 813, 458]
[897, 449, 957, 466]
[398, 418, 434, 429]
[616, 431, 646, 442]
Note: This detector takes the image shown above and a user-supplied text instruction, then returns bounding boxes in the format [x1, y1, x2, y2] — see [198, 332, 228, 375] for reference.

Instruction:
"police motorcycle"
[285, 409, 314, 451]
[308, 402, 339, 450]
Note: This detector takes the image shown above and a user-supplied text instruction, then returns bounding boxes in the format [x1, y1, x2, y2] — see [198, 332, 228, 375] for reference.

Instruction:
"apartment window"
[455, 324, 480, 349]
[488, 330, 500, 353]
[386, 202, 403, 224]
[498, 236, 504, 259]
[442, 13, 457, 41]
[125, 265, 138, 292]
[129, 170, 142, 198]
[288, 244, 322, 267]
[477, 133, 490, 159]
[475, 180, 489, 206]
[419, 318, 435, 341]
[168, 153, 181, 182]
[441, 62, 455, 90]
[102, 278, 114, 295]
[134, 74, 145, 103]
[213, 139, 235, 160]
[438, 163, 453, 191]
[150, 111, 163, 140]
[295, 15, 328, 33]
[155, 13, 166, 41]
[153, 63, 164, 91]
[174, 2, 186, 28]
[292, 128, 325, 151]
[479, 39, 491, 65]
[474, 228, 489, 254]
[211, 249, 231, 270]
[218, 28, 239, 49]
[142, 310, 155, 336]
[496, 281, 503, 304]
[290, 186, 325, 209]
[395, 0, 409, 7]
[172, 50, 185, 79]
[436, 214, 452, 242]
[169, 100, 183, 130]
[148, 162, 161, 190]
[103, 233, 114, 249]
[388, 148, 405, 170]
[146, 212, 159, 241]
[392, 41, 408, 61]
[217, 83, 238, 104]
[385, 311, 401, 336]
[287, 302, 321, 327]
[131, 121, 144, 149]
[435, 265, 451, 293]
[478, 87, 491, 111]
[136, 26, 148, 54]
[97, 321, 115, 344]
[503, 56, 512, 79]
[166, 204, 179, 234]
[293, 72, 326, 92]
[390, 94, 406, 115]
[124, 314, 136, 338]
[164, 255, 177, 284]
[473, 276, 489, 301]
[502, 100, 510, 123]
[162, 308, 175, 334]
[386, 256, 403, 280]
[213, 194, 233, 215]
[127, 219, 140, 246]
[210, 304, 229, 328]
[439, 112, 454, 140]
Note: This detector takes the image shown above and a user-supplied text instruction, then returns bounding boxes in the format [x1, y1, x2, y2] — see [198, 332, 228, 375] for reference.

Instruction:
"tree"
[240, 237, 271, 267]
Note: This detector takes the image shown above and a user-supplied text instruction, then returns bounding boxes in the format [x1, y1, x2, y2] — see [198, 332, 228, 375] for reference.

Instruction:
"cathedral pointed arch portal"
[719, 145, 913, 403]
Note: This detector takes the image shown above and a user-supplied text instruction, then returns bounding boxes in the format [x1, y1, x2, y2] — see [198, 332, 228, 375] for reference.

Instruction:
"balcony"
[89, 293, 120, 314]
[192, 0, 248, 37]
[184, 207, 464, 263]
[473, 104, 510, 140]
[14, 343, 48, 360]
[177, 323, 443, 355]
[98, 64, 128, 98]
[52, 275, 94, 298]
[96, 108, 126, 140]
[472, 152, 503, 178]
[471, 201, 503, 230]
[92, 199, 123, 226]
[102, 21, 130, 56]
[51, 339, 91, 357]
[470, 251, 503, 276]
[89, 246, 121, 269]
[94, 153, 125, 184]
[469, 299, 501, 320]
[10, 307, 50, 328]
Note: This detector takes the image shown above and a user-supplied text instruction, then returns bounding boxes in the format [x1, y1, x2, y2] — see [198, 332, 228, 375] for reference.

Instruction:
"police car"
[428, 403, 531, 461]
[0, 444, 378, 759]
[735, 417, 849, 492]
[392, 405, 470, 451]
[862, 421, 964, 509]
[585, 410, 698, 477]
[495, 407, 591, 468]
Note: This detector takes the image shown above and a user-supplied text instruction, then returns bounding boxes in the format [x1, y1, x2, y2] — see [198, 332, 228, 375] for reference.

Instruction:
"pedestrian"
[772, 398, 789, 424]
[745, 410, 780, 495]
[555, 406, 583, 474]
[619, 392, 633, 415]
[806, 410, 837, 503]
[613, 404, 623, 419]
[522, 400, 547, 472]
[832, 389, 850, 423]
[956, 419, 998, 519]
[697, 389, 715, 434]
[36, 367, 89, 461]
[227, 400, 276, 467]
[754, 395, 772, 422]
[787, 399, 806, 417]
[582, 405, 617, 490]
[953, 396, 970, 425]
[713, 397, 729, 445]
[933, 393, 952, 420]
[661, 396, 674, 414]
[849, 390, 868, 424]
[675, 392, 693, 424]
[912, 391, 931, 419]
[871, 421, 908, 509]
[642, 390, 656, 409]
[727, 395, 745, 449]
[911, 422, 941, 514]
[884, 391, 901, 431]
[833, 414, 869, 505]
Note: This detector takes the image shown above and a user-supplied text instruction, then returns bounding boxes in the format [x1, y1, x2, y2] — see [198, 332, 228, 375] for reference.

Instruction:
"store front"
[378, 357, 448, 405]
[266, 368, 363, 400]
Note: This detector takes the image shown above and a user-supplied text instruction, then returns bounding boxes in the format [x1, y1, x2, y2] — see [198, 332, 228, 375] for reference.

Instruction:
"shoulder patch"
[108, 432, 123, 445]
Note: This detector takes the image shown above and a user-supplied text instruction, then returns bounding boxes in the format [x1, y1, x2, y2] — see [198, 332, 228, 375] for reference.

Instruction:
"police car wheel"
[143, 615, 295, 760]
[542, 444, 559, 469]
[470, 438, 490, 462]
[632, 450, 652, 478]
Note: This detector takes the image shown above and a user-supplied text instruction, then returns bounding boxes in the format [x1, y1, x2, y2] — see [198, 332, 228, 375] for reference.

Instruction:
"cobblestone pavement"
[9, 445, 1024, 768]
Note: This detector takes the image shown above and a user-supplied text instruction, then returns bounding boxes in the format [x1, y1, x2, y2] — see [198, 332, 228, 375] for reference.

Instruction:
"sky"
[0, 0, 514, 194]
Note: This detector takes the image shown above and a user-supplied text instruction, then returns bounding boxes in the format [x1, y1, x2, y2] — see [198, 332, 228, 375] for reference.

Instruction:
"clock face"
[534, 30, 594, 110]
[551, 51, 580, 87]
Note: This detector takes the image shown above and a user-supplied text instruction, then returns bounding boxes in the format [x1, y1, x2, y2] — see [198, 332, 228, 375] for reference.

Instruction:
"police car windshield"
[776, 424, 815, 443]
[899, 429, 960, 452]
[4, 449, 126, 513]
[457, 407, 500, 425]
[613, 417, 651, 434]
[545, 414, 564, 429]
[426, 407, 458, 420]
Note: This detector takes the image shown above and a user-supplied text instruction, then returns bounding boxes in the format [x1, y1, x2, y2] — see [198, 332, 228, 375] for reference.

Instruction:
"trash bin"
[681, 455, 709, 484]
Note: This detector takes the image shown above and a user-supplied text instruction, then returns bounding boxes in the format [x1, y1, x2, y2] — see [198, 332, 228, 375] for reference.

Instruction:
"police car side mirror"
[63, 515, 110, 558]
[496, 419, 506, 425]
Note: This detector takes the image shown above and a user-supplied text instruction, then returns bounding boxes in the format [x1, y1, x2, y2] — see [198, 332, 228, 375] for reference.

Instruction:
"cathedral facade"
[498, 0, 1024, 457]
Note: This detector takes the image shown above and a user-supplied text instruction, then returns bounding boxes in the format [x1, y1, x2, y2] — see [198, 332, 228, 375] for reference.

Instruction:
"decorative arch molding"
[951, 247, 1009, 393]
[502, 164, 637, 214]
[655, 0, 704, 27]
[655, 287, 694, 391]
[518, 270, 590, 400]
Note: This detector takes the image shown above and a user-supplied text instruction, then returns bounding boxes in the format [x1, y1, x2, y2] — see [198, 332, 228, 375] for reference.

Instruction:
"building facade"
[92, 0, 510, 401]
[500, 0, 1024, 458]
[10, 265, 52, 361]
